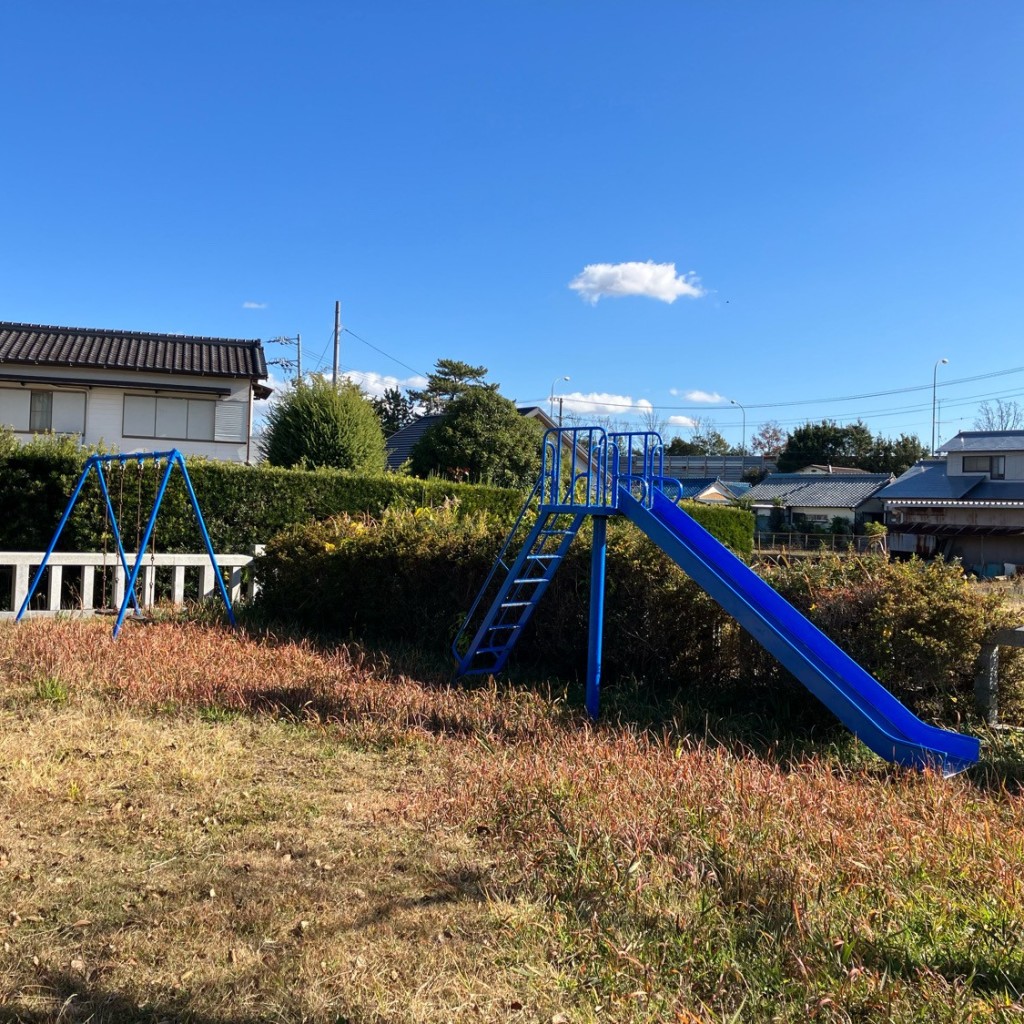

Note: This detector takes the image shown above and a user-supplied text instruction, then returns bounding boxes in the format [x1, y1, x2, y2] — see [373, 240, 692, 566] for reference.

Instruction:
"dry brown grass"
[0, 621, 560, 1023]
[2, 618, 1024, 1022]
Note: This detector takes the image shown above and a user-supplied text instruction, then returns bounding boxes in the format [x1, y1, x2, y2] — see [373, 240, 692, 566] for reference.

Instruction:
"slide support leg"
[586, 514, 607, 719]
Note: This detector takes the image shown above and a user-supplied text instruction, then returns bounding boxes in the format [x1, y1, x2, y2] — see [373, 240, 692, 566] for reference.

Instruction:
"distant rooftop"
[745, 472, 893, 508]
[938, 431, 1024, 453]
[878, 459, 1024, 506]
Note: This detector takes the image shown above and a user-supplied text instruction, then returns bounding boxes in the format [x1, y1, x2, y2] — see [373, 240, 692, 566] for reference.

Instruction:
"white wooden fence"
[0, 551, 260, 619]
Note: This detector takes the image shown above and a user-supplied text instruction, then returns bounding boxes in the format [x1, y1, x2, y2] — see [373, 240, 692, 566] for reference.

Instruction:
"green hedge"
[679, 499, 753, 555]
[0, 436, 524, 552]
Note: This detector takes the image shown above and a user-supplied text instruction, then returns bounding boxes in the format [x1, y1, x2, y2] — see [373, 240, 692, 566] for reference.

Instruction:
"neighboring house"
[744, 472, 893, 532]
[797, 464, 871, 475]
[0, 321, 270, 462]
[671, 477, 747, 504]
[384, 404, 558, 472]
[877, 431, 1024, 569]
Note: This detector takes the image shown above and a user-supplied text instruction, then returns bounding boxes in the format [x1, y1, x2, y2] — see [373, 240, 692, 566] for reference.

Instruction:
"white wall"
[0, 367, 254, 462]
[948, 452, 1024, 479]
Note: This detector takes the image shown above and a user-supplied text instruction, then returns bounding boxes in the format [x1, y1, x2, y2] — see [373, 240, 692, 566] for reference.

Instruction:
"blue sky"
[2, 1, 1022, 449]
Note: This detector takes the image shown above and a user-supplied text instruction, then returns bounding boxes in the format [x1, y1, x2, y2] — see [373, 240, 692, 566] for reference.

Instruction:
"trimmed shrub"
[252, 509, 1023, 725]
[0, 436, 524, 553]
[680, 500, 753, 555]
[261, 377, 387, 472]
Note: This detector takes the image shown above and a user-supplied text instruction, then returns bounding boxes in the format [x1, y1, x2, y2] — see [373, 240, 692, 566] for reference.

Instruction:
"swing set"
[16, 449, 237, 638]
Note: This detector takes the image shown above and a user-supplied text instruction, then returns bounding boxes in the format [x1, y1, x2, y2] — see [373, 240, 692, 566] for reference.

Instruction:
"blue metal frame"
[453, 425, 981, 774]
[16, 449, 237, 637]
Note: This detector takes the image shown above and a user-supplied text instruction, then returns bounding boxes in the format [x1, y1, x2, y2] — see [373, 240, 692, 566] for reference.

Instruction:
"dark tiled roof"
[939, 431, 1024, 453]
[673, 477, 719, 499]
[876, 461, 983, 501]
[0, 321, 267, 381]
[879, 460, 1024, 505]
[744, 472, 893, 508]
[384, 414, 443, 470]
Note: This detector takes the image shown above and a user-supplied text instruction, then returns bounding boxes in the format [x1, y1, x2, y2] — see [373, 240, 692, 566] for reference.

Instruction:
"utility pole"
[267, 334, 302, 383]
[333, 301, 341, 387]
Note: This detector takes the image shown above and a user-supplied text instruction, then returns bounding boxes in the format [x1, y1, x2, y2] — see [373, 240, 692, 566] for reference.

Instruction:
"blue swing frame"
[16, 449, 238, 638]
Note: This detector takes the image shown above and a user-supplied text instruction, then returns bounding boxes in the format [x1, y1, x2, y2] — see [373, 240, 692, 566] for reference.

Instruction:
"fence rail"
[754, 533, 887, 555]
[0, 550, 260, 619]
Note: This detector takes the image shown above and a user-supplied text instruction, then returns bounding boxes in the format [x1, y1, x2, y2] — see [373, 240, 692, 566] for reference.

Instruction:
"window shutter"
[214, 401, 247, 442]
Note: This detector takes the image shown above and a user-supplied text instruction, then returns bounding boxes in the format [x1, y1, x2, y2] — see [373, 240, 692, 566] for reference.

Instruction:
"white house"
[878, 431, 1024, 569]
[0, 321, 270, 462]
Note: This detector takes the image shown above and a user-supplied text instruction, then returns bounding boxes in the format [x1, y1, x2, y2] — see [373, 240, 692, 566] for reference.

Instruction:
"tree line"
[263, 359, 1022, 485]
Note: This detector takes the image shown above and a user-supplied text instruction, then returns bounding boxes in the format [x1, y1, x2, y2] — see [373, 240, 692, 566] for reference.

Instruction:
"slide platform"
[620, 487, 980, 775]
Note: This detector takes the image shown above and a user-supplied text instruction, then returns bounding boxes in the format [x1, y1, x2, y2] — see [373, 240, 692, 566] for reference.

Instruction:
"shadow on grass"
[0, 971, 275, 1024]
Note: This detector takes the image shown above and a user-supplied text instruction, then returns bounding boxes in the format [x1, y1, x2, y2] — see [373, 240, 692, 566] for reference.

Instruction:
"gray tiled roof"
[938, 431, 1024, 453]
[744, 472, 893, 508]
[875, 461, 983, 500]
[0, 321, 267, 380]
[879, 459, 1024, 504]
[384, 414, 443, 470]
[674, 477, 719, 499]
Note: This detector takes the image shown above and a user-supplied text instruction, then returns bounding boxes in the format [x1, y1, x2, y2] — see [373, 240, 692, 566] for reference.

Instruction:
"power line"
[343, 327, 425, 379]
[526, 362, 1024, 416]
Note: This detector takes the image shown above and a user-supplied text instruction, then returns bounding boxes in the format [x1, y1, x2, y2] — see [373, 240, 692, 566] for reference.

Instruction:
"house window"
[963, 455, 1005, 479]
[29, 392, 52, 432]
[123, 395, 216, 441]
[23, 390, 86, 434]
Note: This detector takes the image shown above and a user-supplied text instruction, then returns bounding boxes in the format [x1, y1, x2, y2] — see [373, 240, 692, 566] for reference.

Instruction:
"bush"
[252, 508, 1023, 726]
[408, 387, 544, 487]
[261, 377, 386, 471]
[751, 553, 1022, 720]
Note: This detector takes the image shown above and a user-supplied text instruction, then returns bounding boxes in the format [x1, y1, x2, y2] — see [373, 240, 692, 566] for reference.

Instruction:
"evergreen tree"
[371, 386, 415, 437]
[407, 359, 492, 413]
[260, 376, 386, 472]
[409, 387, 543, 487]
[777, 420, 926, 477]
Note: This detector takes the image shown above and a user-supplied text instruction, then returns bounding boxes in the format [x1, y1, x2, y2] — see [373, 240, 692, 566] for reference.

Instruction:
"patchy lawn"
[1, 618, 1024, 1023]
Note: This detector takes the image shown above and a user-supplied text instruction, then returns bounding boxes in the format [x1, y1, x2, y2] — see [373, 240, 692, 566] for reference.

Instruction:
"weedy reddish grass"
[3, 618, 1024, 1022]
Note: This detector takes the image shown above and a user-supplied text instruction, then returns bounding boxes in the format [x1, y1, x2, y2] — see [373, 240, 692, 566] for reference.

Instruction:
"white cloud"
[569, 261, 705, 304]
[251, 369, 428, 435]
[560, 391, 651, 416]
[682, 389, 724, 403]
[668, 415, 697, 428]
[242, 301, 268, 309]
[341, 368, 428, 399]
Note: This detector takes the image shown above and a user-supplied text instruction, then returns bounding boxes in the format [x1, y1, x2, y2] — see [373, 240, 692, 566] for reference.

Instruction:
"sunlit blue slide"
[620, 487, 981, 775]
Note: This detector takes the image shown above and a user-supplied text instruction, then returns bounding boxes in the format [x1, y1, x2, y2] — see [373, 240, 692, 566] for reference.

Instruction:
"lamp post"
[730, 398, 746, 462]
[550, 375, 570, 424]
[932, 358, 948, 455]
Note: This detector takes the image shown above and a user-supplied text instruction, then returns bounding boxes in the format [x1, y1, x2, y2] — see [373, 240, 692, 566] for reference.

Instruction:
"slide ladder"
[453, 508, 584, 676]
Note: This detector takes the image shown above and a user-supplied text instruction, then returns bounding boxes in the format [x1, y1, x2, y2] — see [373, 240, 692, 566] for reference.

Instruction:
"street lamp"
[550, 375, 570, 423]
[932, 358, 948, 455]
[730, 398, 746, 461]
